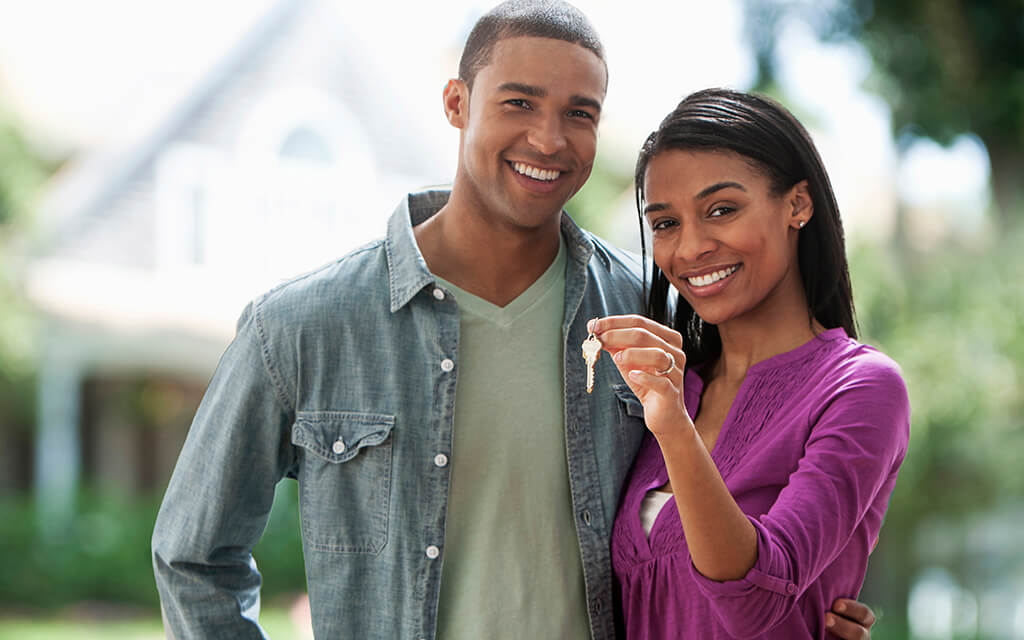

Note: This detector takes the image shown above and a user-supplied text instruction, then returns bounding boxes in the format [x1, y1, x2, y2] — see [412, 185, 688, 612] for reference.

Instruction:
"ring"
[655, 351, 675, 376]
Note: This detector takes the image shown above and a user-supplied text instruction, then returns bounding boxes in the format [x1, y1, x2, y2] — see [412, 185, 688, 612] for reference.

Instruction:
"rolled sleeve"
[690, 357, 910, 636]
[688, 517, 797, 635]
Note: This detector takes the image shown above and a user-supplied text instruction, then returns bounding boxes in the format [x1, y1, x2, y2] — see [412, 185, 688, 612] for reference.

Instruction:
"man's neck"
[413, 198, 562, 308]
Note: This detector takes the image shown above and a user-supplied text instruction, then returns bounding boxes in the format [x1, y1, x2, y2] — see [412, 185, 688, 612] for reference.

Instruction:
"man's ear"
[443, 79, 469, 129]
[789, 179, 814, 229]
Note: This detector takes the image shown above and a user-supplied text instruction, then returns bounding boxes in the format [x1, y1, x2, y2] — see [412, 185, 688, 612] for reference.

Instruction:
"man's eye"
[569, 109, 595, 120]
[506, 99, 531, 109]
[651, 219, 678, 231]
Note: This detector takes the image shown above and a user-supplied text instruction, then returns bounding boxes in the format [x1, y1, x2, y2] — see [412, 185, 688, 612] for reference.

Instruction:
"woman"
[590, 89, 910, 639]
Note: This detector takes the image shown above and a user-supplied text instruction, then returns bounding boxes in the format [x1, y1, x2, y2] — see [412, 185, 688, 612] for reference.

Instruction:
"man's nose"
[526, 113, 567, 156]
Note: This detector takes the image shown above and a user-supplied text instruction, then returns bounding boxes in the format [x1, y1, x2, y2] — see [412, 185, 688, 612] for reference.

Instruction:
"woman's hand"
[589, 315, 692, 437]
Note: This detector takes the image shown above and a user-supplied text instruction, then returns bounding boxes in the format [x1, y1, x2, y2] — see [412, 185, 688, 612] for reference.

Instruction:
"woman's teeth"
[688, 265, 739, 287]
[512, 162, 560, 182]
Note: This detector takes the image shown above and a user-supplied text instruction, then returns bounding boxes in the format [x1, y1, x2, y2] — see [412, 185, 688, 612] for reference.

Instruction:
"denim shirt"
[152, 190, 648, 639]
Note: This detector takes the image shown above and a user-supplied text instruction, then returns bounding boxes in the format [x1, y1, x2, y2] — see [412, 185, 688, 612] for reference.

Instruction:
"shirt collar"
[385, 188, 596, 312]
[385, 190, 448, 312]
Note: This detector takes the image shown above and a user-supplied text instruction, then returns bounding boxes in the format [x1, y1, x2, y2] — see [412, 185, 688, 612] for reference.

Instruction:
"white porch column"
[34, 344, 82, 537]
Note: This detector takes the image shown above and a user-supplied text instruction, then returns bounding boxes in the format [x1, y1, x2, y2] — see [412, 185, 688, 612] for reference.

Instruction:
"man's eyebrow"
[570, 95, 603, 114]
[498, 82, 545, 97]
[696, 181, 746, 200]
[496, 83, 602, 113]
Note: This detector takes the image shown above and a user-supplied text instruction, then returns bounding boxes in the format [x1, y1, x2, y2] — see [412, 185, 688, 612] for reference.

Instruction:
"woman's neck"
[708, 281, 823, 386]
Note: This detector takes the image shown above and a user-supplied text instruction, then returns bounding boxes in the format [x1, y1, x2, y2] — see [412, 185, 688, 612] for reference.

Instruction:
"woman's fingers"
[589, 315, 683, 350]
[613, 347, 679, 378]
[611, 348, 685, 410]
[590, 319, 687, 375]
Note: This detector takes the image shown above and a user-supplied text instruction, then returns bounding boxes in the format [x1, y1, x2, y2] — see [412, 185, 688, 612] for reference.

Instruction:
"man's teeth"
[512, 162, 560, 182]
[688, 265, 739, 287]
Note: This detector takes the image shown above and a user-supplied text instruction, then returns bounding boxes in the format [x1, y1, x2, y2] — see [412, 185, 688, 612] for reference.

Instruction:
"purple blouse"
[611, 328, 910, 639]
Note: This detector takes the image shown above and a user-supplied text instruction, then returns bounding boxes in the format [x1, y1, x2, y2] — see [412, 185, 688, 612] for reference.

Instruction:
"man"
[153, 2, 877, 638]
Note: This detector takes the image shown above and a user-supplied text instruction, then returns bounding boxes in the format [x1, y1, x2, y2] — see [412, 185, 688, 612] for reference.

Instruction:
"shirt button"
[425, 545, 440, 559]
[432, 287, 445, 300]
[332, 438, 346, 454]
[440, 358, 455, 372]
[434, 453, 449, 467]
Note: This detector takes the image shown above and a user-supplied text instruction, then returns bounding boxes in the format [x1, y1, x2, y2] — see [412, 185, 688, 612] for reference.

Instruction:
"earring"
[798, 220, 806, 229]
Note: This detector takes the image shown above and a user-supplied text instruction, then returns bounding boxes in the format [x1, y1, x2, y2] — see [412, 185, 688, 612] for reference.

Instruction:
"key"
[582, 331, 602, 394]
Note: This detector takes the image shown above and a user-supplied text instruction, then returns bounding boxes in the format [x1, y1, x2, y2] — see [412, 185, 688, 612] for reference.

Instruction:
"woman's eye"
[708, 206, 735, 218]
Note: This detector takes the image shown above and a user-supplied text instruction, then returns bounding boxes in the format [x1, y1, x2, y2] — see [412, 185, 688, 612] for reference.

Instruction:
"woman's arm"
[592, 316, 908, 636]
[592, 314, 758, 580]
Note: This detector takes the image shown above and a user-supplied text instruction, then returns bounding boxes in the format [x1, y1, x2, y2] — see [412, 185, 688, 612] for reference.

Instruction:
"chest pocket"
[291, 411, 394, 554]
[613, 383, 645, 420]
[612, 383, 647, 465]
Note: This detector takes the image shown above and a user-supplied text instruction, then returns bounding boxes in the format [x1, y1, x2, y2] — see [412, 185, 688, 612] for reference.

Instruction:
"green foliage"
[0, 106, 50, 439]
[744, 0, 1024, 148]
[844, 0, 1024, 148]
[743, 0, 1024, 223]
[0, 484, 307, 611]
[0, 109, 49, 230]
[565, 151, 634, 239]
[854, 234, 1024, 520]
[851, 229, 1024, 635]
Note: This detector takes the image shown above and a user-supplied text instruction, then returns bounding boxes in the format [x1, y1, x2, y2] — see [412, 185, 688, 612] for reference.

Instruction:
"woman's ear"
[442, 79, 469, 129]
[789, 180, 813, 229]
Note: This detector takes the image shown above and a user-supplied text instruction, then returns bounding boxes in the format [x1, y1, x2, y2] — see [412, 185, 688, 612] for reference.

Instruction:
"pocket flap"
[612, 384, 645, 418]
[292, 411, 395, 463]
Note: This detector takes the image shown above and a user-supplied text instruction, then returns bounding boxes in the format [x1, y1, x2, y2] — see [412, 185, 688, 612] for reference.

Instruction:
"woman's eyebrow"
[643, 202, 668, 216]
[695, 181, 746, 200]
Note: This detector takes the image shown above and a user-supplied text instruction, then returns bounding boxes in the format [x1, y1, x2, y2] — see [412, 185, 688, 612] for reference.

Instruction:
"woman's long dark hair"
[636, 88, 857, 367]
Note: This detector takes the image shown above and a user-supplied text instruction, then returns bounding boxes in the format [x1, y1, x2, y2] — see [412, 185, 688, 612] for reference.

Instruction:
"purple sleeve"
[689, 355, 910, 636]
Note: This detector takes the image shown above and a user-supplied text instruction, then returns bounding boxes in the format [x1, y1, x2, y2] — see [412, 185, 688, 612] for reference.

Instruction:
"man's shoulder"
[251, 238, 390, 323]
[583, 230, 644, 287]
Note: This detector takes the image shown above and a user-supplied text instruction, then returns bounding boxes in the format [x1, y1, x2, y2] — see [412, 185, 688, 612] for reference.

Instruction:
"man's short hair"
[458, 0, 606, 88]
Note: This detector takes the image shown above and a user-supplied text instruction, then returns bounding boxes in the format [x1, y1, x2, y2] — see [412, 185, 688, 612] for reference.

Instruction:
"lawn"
[0, 606, 309, 640]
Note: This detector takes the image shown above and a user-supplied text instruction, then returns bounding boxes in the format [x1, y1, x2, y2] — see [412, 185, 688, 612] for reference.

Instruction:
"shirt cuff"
[689, 516, 798, 598]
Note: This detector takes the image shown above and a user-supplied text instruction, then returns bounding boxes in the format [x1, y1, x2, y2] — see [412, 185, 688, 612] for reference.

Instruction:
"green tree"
[0, 105, 52, 490]
[744, 0, 1024, 227]
[849, 232, 1024, 638]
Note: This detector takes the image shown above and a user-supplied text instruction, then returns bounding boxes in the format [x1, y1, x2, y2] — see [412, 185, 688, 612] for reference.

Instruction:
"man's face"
[446, 36, 607, 232]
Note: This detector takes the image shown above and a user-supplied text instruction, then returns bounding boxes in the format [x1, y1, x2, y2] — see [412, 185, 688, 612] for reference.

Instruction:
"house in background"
[22, 0, 452, 528]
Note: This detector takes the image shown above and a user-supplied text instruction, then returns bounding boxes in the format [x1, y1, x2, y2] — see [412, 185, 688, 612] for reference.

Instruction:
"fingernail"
[825, 614, 835, 628]
[587, 318, 597, 332]
[628, 370, 642, 381]
[836, 602, 846, 613]
[613, 352, 622, 362]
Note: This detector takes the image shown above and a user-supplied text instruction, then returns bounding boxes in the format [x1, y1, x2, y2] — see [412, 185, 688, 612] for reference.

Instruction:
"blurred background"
[0, 0, 1021, 638]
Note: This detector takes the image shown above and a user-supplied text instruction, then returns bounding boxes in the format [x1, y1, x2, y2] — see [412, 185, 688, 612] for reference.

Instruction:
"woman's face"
[642, 149, 811, 327]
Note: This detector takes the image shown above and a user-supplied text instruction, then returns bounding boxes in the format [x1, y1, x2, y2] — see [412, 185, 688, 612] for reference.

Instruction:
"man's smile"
[510, 160, 562, 182]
